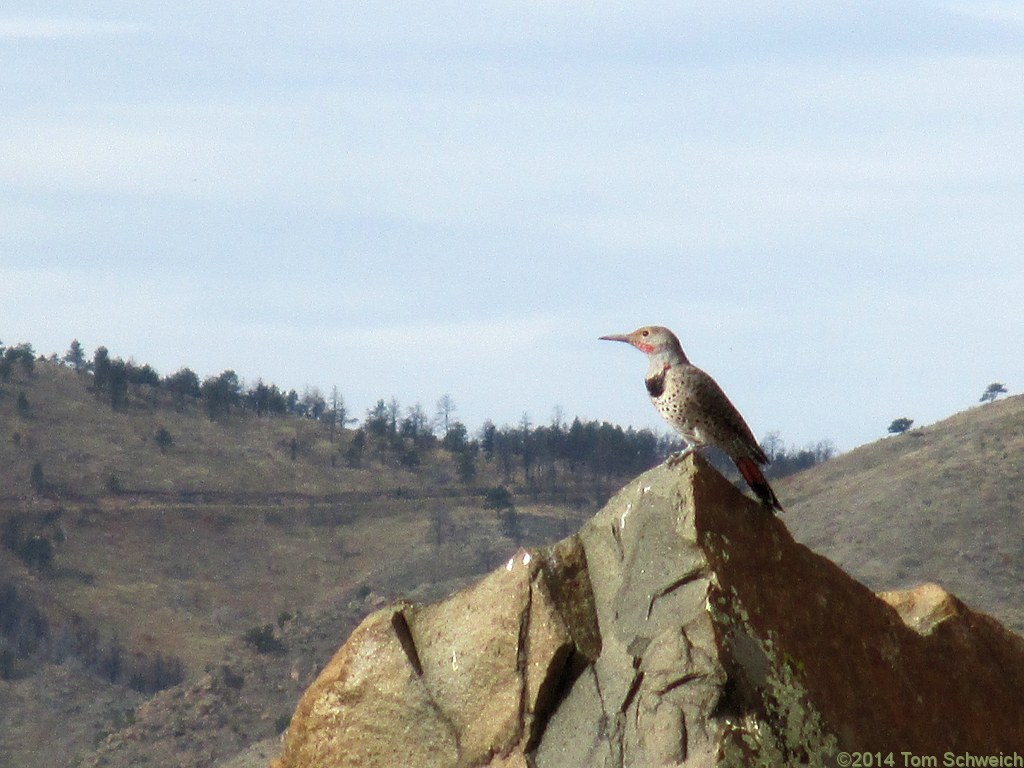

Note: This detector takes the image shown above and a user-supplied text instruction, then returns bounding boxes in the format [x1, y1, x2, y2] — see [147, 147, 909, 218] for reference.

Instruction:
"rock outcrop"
[274, 455, 1024, 767]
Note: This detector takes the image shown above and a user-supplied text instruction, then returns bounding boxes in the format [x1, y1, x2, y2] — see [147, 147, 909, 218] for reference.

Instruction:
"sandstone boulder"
[275, 455, 1024, 767]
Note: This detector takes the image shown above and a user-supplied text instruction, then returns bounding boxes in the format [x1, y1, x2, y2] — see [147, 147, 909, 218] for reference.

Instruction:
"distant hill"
[781, 393, 1024, 633]
[0, 356, 453, 500]
[0, 352, 683, 500]
[0, 359, 619, 767]
[2, 352, 1018, 767]
[0, 358, 629, 674]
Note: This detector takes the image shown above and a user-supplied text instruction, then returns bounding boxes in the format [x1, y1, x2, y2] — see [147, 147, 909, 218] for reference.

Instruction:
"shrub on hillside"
[244, 623, 287, 655]
[30, 462, 46, 493]
[2, 516, 54, 571]
[483, 485, 514, 512]
[0, 582, 50, 666]
[154, 426, 174, 454]
[0, 647, 15, 680]
[126, 652, 185, 693]
[106, 474, 124, 494]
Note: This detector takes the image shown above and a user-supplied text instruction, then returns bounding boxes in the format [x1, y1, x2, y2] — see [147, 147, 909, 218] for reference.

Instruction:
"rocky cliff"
[274, 455, 1024, 767]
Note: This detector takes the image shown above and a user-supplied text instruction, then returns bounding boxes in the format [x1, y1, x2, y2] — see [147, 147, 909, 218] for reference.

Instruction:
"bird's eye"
[641, 330, 649, 337]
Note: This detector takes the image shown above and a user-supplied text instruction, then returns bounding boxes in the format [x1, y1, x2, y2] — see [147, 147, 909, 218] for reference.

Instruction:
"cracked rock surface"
[274, 455, 1024, 768]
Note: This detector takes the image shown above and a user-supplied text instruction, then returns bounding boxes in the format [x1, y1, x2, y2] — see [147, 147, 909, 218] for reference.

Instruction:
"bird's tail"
[735, 456, 784, 513]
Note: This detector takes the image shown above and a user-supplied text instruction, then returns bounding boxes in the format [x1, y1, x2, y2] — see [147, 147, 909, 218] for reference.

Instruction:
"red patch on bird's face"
[634, 341, 655, 354]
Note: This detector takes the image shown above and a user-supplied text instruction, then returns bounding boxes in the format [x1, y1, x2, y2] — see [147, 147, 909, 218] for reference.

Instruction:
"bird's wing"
[684, 365, 769, 463]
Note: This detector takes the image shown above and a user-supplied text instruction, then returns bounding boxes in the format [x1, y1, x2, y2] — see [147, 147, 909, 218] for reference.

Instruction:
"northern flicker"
[600, 325, 783, 512]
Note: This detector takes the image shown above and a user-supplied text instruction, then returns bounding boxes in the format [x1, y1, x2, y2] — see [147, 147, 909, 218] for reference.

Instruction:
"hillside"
[781, 393, 1024, 632]
[1, 359, 450, 499]
[2, 356, 1021, 767]
[0, 360, 619, 767]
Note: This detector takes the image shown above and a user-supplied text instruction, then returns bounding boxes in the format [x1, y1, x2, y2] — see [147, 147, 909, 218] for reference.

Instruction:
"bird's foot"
[665, 446, 698, 467]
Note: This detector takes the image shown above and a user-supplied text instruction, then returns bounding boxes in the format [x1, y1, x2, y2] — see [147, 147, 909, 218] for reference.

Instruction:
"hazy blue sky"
[3, 2, 1023, 451]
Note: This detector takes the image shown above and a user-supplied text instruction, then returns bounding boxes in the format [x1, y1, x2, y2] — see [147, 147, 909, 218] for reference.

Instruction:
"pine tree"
[64, 339, 86, 372]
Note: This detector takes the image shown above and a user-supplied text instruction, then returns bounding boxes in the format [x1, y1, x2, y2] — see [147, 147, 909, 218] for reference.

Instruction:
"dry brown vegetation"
[1, 363, 606, 665]
[1, 358, 1021, 767]
[0, 361, 606, 767]
[782, 393, 1024, 633]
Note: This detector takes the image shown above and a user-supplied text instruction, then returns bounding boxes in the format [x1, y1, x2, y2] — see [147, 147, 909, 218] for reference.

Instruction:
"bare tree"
[387, 397, 401, 435]
[327, 386, 354, 440]
[551, 405, 565, 431]
[426, 506, 455, 548]
[435, 394, 457, 435]
[760, 430, 783, 462]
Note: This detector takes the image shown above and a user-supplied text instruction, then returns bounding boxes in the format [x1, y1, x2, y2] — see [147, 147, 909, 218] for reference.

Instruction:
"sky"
[3, 2, 1024, 452]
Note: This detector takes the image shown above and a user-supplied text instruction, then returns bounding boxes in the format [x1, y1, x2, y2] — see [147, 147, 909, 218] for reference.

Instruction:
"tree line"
[54, 339, 350, 423]
[4, 338, 835, 484]
[354, 396, 680, 485]
[353, 395, 834, 486]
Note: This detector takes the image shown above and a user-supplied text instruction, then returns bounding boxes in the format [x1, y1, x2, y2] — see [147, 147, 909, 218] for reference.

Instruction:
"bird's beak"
[599, 333, 631, 344]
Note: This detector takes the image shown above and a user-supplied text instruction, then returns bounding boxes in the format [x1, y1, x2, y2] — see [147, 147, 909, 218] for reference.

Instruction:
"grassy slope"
[0, 363, 600, 673]
[0, 363, 423, 498]
[0, 362, 602, 768]
[781, 393, 1024, 632]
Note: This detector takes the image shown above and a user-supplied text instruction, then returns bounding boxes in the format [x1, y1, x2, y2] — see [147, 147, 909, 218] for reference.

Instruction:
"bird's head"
[600, 325, 687, 361]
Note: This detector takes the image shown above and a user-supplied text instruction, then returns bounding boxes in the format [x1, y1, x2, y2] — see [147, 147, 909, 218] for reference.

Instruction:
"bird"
[600, 325, 783, 512]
